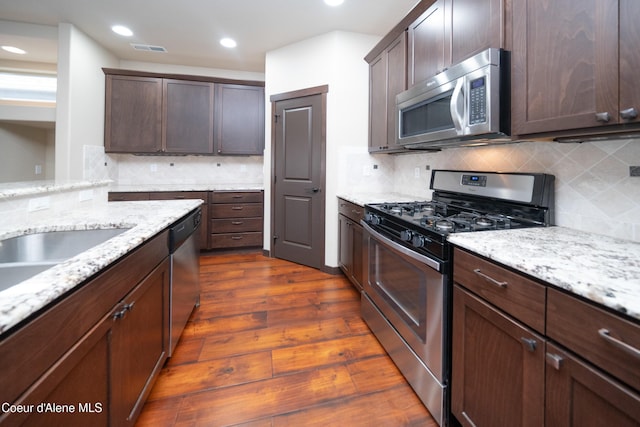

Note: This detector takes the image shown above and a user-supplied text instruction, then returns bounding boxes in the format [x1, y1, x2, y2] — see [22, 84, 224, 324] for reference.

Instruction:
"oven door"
[361, 221, 447, 382]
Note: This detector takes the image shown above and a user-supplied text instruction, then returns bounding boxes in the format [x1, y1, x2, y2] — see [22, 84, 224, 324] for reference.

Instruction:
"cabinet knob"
[545, 353, 564, 370]
[595, 112, 611, 123]
[620, 107, 638, 121]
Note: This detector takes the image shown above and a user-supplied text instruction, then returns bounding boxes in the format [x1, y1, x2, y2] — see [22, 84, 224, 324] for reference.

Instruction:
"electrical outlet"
[414, 167, 420, 178]
[34, 164, 42, 175]
[78, 189, 94, 202]
[150, 164, 158, 172]
[630, 166, 640, 177]
[28, 196, 50, 212]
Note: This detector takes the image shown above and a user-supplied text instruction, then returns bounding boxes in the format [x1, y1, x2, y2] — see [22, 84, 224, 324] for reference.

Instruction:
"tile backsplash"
[390, 138, 640, 242]
[105, 154, 264, 186]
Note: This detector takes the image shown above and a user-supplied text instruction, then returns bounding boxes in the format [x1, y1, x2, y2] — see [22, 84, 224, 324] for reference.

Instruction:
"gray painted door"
[273, 92, 325, 269]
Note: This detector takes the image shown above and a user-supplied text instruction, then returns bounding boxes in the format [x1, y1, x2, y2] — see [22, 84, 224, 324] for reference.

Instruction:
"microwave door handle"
[450, 78, 465, 135]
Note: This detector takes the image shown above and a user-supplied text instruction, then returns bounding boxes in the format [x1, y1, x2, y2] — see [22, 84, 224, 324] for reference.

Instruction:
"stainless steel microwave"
[396, 48, 510, 149]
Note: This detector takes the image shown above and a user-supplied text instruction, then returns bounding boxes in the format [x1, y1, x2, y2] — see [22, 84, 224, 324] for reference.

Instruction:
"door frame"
[269, 85, 329, 270]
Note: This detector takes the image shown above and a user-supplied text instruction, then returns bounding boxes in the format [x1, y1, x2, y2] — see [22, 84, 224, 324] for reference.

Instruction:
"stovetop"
[363, 170, 555, 262]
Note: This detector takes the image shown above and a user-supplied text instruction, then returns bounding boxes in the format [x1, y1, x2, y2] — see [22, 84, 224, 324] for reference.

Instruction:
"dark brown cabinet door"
[452, 285, 545, 427]
[511, 0, 619, 135]
[545, 343, 640, 427]
[448, 0, 503, 65]
[214, 84, 265, 155]
[163, 79, 214, 154]
[368, 32, 407, 153]
[2, 314, 111, 427]
[338, 214, 364, 291]
[105, 75, 163, 153]
[408, 0, 447, 86]
[110, 259, 169, 426]
[619, 0, 640, 125]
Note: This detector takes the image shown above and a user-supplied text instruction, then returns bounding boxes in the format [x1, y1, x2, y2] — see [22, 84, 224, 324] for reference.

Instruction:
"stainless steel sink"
[0, 228, 130, 291]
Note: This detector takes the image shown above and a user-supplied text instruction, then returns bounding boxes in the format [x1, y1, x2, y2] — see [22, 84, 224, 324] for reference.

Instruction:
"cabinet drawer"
[149, 191, 208, 201]
[109, 192, 150, 201]
[210, 191, 263, 204]
[547, 288, 640, 391]
[211, 204, 263, 219]
[210, 232, 262, 249]
[453, 248, 546, 333]
[338, 198, 364, 223]
[211, 218, 263, 233]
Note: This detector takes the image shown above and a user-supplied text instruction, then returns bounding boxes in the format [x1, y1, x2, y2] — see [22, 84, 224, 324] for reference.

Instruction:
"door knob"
[305, 187, 320, 193]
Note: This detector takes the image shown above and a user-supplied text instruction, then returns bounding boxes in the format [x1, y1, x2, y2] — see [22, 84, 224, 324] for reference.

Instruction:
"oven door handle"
[361, 221, 443, 272]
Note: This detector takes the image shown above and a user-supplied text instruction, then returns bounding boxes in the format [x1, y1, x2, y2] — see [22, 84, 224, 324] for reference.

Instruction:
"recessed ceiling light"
[220, 38, 237, 48]
[111, 25, 133, 37]
[324, 0, 344, 6]
[1, 46, 26, 55]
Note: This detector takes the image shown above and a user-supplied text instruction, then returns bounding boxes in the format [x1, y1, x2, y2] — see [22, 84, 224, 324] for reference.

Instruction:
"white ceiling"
[0, 0, 419, 73]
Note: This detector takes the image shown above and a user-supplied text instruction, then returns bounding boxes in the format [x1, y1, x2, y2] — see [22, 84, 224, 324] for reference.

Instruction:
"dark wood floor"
[135, 252, 436, 426]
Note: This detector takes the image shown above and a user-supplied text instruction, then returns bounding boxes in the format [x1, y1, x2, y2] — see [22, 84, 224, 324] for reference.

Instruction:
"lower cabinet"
[209, 191, 263, 249]
[452, 285, 545, 427]
[337, 198, 364, 290]
[110, 259, 169, 426]
[452, 247, 640, 427]
[0, 231, 170, 427]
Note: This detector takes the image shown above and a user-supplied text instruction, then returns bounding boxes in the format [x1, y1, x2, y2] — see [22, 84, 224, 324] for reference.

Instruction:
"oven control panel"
[461, 174, 487, 187]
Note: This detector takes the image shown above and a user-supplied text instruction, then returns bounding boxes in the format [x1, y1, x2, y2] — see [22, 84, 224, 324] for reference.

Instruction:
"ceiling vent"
[130, 43, 167, 53]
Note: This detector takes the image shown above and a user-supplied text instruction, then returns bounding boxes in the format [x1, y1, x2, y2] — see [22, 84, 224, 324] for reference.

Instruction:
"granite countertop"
[109, 183, 264, 192]
[0, 179, 112, 200]
[0, 199, 202, 335]
[337, 192, 427, 207]
[448, 227, 640, 321]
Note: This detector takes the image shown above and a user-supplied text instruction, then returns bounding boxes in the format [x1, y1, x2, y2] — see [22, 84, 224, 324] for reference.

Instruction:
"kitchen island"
[0, 198, 202, 335]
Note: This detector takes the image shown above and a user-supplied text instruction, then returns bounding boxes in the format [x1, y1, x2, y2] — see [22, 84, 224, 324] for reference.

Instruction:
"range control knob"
[400, 230, 413, 242]
[365, 213, 381, 225]
[411, 235, 426, 248]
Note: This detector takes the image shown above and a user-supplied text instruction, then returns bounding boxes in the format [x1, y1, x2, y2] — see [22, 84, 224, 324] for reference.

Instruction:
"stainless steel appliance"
[361, 170, 555, 426]
[396, 48, 510, 150]
[168, 207, 202, 356]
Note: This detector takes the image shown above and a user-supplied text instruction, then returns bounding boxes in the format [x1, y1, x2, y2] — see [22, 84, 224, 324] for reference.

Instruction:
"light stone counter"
[109, 183, 264, 192]
[0, 179, 111, 200]
[448, 226, 640, 321]
[337, 192, 427, 207]
[0, 199, 202, 335]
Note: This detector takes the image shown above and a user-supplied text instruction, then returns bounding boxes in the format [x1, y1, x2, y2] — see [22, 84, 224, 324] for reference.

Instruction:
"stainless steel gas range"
[360, 169, 555, 426]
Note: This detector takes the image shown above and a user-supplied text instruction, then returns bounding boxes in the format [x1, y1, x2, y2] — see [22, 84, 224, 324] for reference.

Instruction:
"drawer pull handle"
[231, 236, 244, 240]
[521, 337, 537, 352]
[473, 268, 507, 288]
[545, 353, 564, 370]
[598, 328, 640, 359]
[232, 206, 244, 210]
[233, 195, 244, 199]
[231, 221, 244, 225]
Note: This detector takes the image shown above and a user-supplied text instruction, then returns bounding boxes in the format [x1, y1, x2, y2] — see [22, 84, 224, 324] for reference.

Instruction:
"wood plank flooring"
[135, 252, 437, 426]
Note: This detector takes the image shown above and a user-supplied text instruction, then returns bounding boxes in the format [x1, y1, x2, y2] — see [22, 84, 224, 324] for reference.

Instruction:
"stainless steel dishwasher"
[168, 207, 201, 356]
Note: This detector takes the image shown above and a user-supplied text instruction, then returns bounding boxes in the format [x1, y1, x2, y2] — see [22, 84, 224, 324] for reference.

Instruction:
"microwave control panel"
[468, 76, 487, 125]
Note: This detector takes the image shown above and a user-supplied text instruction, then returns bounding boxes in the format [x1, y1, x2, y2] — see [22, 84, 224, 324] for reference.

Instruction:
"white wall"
[0, 123, 54, 182]
[55, 23, 119, 181]
[265, 31, 380, 267]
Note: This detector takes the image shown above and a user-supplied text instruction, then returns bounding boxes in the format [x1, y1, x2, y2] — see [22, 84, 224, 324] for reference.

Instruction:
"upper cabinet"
[448, 0, 504, 65]
[408, 0, 448, 86]
[104, 69, 264, 155]
[511, 0, 640, 137]
[368, 32, 407, 153]
[214, 84, 265, 155]
[408, 0, 505, 87]
[163, 79, 214, 154]
[105, 75, 163, 153]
